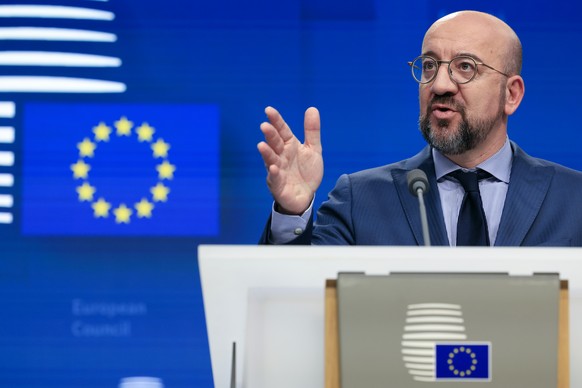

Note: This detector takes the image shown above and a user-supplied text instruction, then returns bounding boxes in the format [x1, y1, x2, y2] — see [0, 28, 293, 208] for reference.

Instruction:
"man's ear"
[504, 75, 525, 116]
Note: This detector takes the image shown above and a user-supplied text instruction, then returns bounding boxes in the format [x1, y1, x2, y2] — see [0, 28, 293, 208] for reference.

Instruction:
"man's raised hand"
[257, 106, 323, 215]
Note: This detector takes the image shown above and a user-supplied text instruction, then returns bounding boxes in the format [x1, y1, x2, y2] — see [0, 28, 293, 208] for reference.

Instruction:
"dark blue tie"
[449, 169, 491, 246]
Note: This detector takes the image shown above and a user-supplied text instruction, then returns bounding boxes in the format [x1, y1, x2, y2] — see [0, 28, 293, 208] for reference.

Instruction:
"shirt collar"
[433, 137, 513, 183]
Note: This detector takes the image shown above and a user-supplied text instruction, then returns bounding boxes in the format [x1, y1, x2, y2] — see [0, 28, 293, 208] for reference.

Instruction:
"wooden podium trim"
[325, 279, 340, 388]
[558, 280, 569, 388]
[324, 278, 569, 388]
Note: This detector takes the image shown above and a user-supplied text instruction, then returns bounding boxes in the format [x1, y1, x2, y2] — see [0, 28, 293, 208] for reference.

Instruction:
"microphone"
[230, 342, 236, 388]
[407, 169, 431, 246]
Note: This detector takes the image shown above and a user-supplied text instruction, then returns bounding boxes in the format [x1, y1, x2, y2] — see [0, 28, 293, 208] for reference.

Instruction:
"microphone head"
[407, 169, 429, 197]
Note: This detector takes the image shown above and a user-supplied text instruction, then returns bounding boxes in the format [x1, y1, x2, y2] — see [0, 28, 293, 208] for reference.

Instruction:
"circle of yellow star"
[135, 198, 154, 218]
[113, 204, 132, 224]
[71, 160, 91, 179]
[92, 198, 111, 217]
[151, 183, 170, 202]
[77, 138, 97, 157]
[77, 182, 96, 201]
[115, 116, 134, 136]
[151, 138, 170, 158]
[75, 116, 174, 224]
[136, 123, 155, 142]
[93, 122, 112, 142]
[448, 347, 479, 377]
[156, 160, 176, 180]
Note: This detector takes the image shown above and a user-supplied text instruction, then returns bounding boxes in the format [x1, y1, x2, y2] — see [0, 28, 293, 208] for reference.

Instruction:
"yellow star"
[115, 116, 133, 136]
[136, 122, 155, 142]
[156, 160, 176, 180]
[151, 138, 171, 158]
[93, 122, 112, 142]
[76, 182, 96, 201]
[92, 198, 111, 218]
[113, 203, 132, 224]
[151, 183, 170, 202]
[71, 160, 91, 179]
[135, 198, 154, 218]
[77, 138, 97, 158]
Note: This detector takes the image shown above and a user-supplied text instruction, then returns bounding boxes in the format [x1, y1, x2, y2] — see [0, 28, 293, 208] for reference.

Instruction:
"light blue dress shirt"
[433, 138, 512, 246]
[270, 138, 513, 246]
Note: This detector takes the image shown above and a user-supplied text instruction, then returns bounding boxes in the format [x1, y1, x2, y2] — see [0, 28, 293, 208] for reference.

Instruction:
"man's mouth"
[431, 104, 455, 113]
[430, 104, 457, 120]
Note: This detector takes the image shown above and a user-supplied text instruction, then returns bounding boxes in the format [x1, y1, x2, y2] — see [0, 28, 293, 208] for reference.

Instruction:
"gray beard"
[419, 115, 485, 155]
[419, 99, 503, 155]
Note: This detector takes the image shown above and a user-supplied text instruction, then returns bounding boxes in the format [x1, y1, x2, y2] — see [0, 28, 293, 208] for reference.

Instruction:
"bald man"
[258, 11, 582, 246]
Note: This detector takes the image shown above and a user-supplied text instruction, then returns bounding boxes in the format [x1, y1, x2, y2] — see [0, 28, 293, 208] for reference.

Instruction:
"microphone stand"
[407, 169, 431, 246]
[415, 186, 431, 246]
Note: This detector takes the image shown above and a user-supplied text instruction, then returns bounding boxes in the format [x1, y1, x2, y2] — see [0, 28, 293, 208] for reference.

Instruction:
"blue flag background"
[435, 343, 491, 380]
[21, 103, 219, 236]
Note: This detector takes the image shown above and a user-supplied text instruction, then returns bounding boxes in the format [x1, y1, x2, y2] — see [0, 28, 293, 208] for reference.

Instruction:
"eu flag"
[22, 103, 219, 236]
[435, 343, 491, 381]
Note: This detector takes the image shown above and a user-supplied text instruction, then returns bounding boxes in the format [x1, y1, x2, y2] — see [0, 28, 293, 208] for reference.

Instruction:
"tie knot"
[449, 169, 490, 192]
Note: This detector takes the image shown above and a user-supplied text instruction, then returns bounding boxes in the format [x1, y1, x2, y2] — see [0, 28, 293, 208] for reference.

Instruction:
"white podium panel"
[198, 245, 582, 388]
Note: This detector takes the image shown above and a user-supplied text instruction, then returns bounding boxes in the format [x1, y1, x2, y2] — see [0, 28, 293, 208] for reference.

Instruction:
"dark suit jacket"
[261, 142, 582, 246]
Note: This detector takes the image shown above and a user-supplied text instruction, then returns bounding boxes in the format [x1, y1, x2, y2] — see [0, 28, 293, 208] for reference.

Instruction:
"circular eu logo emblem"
[71, 116, 175, 224]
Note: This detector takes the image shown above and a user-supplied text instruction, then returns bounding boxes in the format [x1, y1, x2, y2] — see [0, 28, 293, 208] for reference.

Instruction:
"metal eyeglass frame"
[408, 55, 509, 84]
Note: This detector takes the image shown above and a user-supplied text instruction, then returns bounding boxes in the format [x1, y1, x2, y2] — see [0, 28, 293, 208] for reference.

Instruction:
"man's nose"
[430, 63, 458, 95]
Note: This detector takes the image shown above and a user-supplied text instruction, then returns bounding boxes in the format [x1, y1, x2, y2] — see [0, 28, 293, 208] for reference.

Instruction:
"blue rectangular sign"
[435, 343, 491, 380]
[22, 103, 219, 236]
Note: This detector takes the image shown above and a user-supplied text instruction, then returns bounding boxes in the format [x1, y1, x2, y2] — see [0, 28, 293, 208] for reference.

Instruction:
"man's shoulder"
[348, 161, 404, 180]
[537, 158, 582, 185]
[513, 143, 582, 184]
[346, 146, 432, 182]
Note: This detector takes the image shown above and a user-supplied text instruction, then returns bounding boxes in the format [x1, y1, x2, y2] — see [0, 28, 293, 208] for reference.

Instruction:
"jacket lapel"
[393, 147, 449, 246]
[495, 143, 554, 246]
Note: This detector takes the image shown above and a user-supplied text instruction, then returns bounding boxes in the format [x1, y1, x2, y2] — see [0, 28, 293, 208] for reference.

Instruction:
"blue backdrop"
[0, 0, 581, 387]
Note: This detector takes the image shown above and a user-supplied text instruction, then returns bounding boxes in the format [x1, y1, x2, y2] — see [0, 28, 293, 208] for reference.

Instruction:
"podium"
[198, 245, 582, 388]
[325, 274, 569, 388]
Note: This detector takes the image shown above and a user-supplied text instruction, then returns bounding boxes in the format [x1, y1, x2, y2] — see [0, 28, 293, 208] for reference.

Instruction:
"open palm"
[257, 106, 323, 215]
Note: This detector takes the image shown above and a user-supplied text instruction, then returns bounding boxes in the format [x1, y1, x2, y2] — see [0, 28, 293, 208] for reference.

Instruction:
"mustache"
[428, 95, 464, 111]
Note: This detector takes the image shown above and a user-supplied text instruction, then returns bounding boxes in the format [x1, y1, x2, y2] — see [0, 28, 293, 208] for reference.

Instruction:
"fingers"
[303, 107, 321, 153]
[259, 106, 297, 168]
[265, 106, 294, 142]
[257, 141, 284, 191]
[259, 121, 285, 155]
[258, 106, 323, 213]
[256, 141, 279, 169]
[259, 105, 322, 168]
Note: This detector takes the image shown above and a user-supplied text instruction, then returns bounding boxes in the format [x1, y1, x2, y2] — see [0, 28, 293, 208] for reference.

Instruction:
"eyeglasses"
[408, 55, 509, 84]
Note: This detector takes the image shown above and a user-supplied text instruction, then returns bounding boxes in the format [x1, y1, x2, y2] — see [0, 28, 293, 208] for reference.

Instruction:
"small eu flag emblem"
[435, 343, 491, 381]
